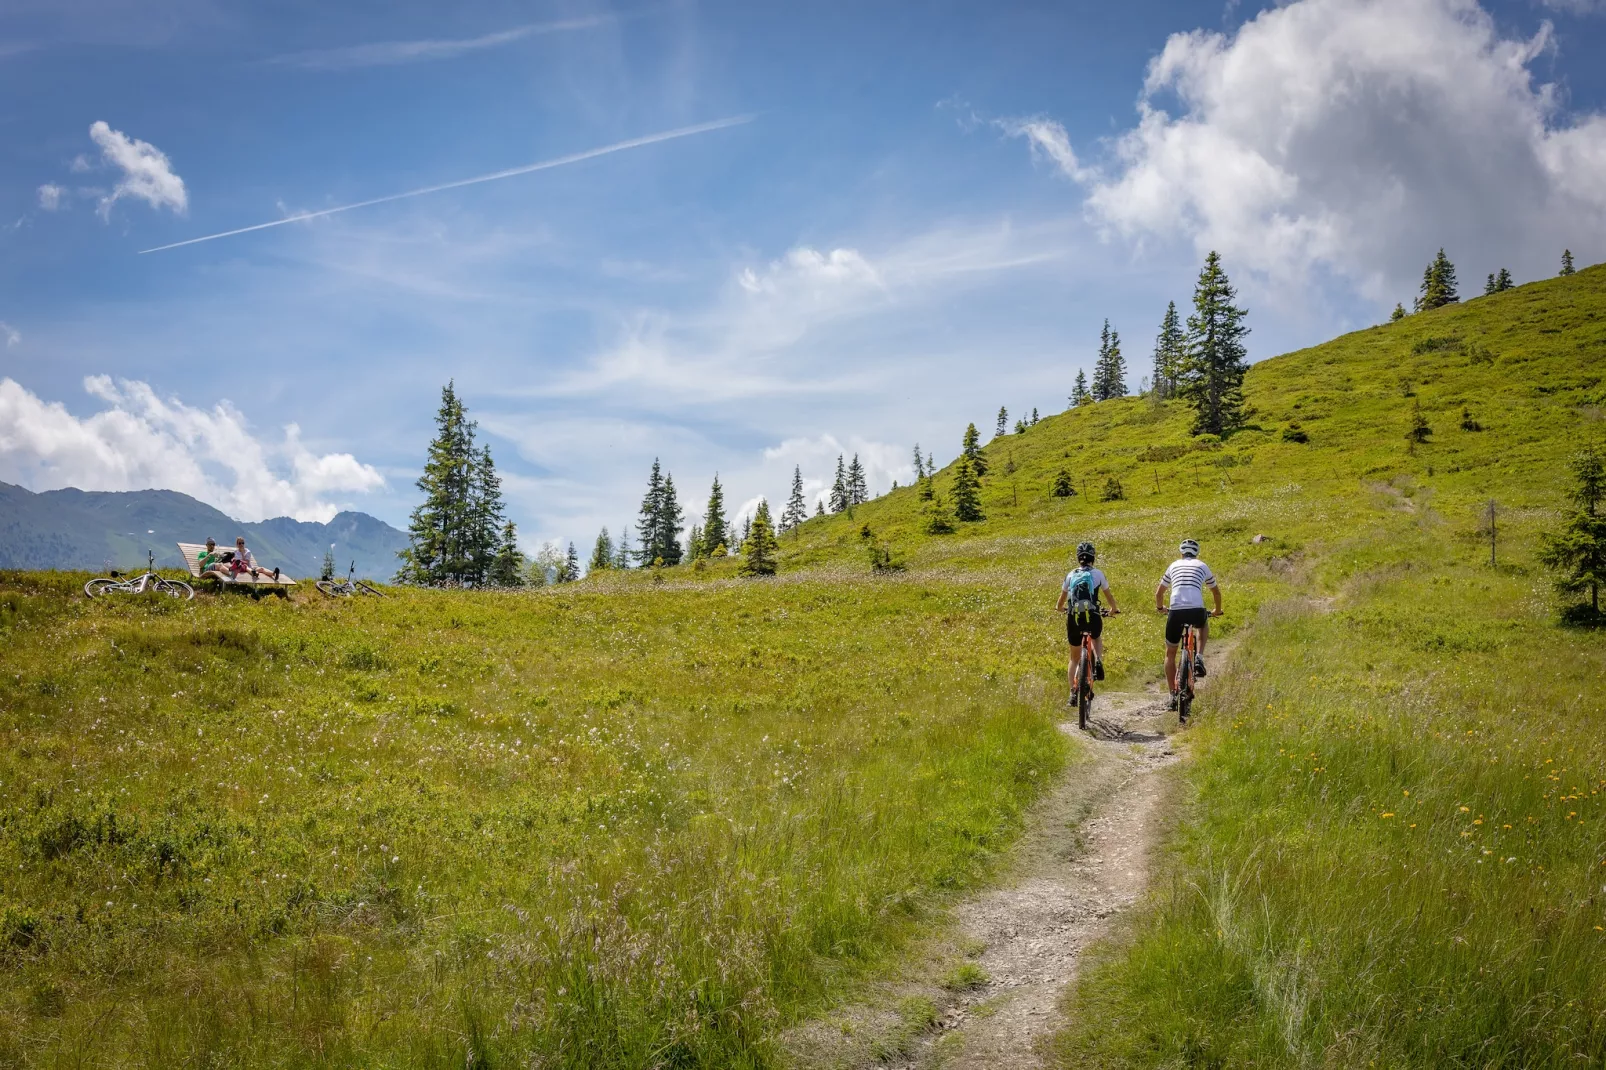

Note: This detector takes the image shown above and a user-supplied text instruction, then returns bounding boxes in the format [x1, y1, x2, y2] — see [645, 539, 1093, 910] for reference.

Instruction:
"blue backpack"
[1067, 567, 1099, 624]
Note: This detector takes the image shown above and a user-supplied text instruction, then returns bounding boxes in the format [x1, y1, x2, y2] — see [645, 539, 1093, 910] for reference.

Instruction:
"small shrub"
[868, 542, 906, 573]
[1466, 340, 1495, 365]
[1138, 444, 1188, 463]
[1281, 423, 1309, 443]
[1459, 407, 1483, 432]
[941, 962, 990, 990]
[924, 499, 956, 535]
[1412, 335, 1463, 355]
[1052, 469, 1076, 497]
[1100, 477, 1125, 502]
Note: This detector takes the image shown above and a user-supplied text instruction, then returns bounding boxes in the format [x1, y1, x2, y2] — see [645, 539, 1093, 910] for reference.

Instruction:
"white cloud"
[762, 434, 915, 508]
[0, 322, 18, 347]
[0, 376, 384, 522]
[1011, 0, 1606, 301]
[994, 117, 1093, 182]
[271, 16, 614, 70]
[87, 120, 188, 219]
[1536, 0, 1604, 13]
[36, 183, 65, 211]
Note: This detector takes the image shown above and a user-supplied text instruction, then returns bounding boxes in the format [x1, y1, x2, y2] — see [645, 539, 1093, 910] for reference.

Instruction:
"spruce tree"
[613, 529, 632, 569]
[563, 542, 580, 583]
[1484, 273, 1498, 297]
[1032, 407, 1040, 424]
[635, 459, 665, 566]
[1070, 370, 1091, 407]
[919, 474, 935, 501]
[847, 454, 868, 505]
[1153, 302, 1185, 398]
[961, 422, 989, 476]
[1092, 320, 1127, 400]
[488, 522, 524, 587]
[996, 407, 1009, 437]
[657, 475, 684, 566]
[702, 475, 729, 554]
[1561, 250, 1576, 276]
[1179, 251, 1250, 437]
[780, 466, 808, 531]
[1405, 400, 1432, 445]
[829, 455, 849, 513]
[686, 524, 704, 560]
[399, 382, 511, 587]
[951, 457, 984, 522]
[912, 444, 925, 480]
[815, 501, 826, 518]
[1539, 448, 1606, 616]
[1496, 268, 1513, 292]
[1415, 248, 1459, 311]
[320, 547, 336, 581]
[589, 528, 614, 572]
[1052, 469, 1075, 497]
[738, 500, 779, 576]
[1390, 303, 1407, 322]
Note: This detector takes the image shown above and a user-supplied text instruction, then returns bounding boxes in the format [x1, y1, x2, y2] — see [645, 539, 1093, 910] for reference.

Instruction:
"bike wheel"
[356, 582, 384, 597]
[156, 579, 194, 601]
[1076, 663, 1090, 731]
[1178, 652, 1193, 723]
[84, 578, 119, 598]
[316, 581, 348, 598]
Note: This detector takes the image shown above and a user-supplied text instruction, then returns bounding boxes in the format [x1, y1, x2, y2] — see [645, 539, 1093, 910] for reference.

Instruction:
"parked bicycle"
[1072, 608, 1111, 731]
[316, 562, 384, 598]
[84, 550, 195, 601]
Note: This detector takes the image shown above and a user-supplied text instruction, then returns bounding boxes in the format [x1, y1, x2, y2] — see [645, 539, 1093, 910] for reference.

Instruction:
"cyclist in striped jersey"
[1155, 538, 1222, 709]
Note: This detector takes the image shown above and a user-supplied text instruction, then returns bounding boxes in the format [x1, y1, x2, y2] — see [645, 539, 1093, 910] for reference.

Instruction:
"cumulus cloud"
[1007, 0, 1606, 300]
[762, 434, 915, 510]
[0, 376, 384, 522]
[36, 183, 65, 211]
[87, 120, 188, 219]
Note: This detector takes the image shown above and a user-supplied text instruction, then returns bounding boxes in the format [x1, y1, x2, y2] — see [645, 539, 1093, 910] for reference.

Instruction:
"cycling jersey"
[1160, 558, 1216, 610]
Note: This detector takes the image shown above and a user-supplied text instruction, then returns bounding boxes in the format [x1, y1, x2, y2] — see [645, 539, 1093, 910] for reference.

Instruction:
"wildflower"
[1381, 812, 1395, 819]
[1459, 806, 1470, 812]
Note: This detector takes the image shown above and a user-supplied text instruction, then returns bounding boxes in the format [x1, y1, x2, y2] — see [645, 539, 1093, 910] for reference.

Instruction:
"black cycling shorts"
[1165, 607, 1210, 645]
[1067, 610, 1103, 645]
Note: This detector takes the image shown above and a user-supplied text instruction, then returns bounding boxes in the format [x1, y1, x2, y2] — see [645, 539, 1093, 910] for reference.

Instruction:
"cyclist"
[1056, 541, 1120, 707]
[1155, 538, 1222, 709]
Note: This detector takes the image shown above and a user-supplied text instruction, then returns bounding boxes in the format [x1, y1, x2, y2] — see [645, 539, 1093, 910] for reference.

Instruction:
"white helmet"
[1179, 538, 1200, 557]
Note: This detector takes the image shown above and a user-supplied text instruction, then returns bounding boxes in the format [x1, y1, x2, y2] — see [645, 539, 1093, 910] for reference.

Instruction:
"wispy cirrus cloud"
[270, 15, 620, 70]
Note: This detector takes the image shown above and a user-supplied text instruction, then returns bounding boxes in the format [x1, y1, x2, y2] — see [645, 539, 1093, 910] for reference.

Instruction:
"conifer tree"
[951, 457, 984, 522]
[488, 521, 525, 587]
[589, 527, 614, 572]
[562, 542, 580, 583]
[635, 459, 666, 566]
[1561, 249, 1576, 276]
[1179, 251, 1251, 437]
[829, 455, 849, 513]
[780, 466, 808, 531]
[657, 475, 684, 566]
[1405, 400, 1432, 445]
[1092, 320, 1127, 400]
[686, 524, 704, 560]
[1152, 302, 1185, 398]
[1390, 303, 1407, 322]
[815, 501, 826, 517]
[1014, 419, 1027, 434]
[996, 407, 1009, 437]
[613, 529, 632, 569]
[1484, 273, 1498, 297]
[961, 423, 989, 476]
[320, 547, 336, 581]
[1415, 248, 1459, 311]
[738, 500, 779, 576]
[912, 444, 925, 480]
[919, 474, 935, 501]
[1052, 469, 1075, 497]
[1496, 268, 1513, 292]
[1539, 447, 1606, 616]
[398, 382, 514, 586]
[702, 475, 728, 554]
[847, 454, 868, 505]
[1070, 370, 1092, 407]
[1032, 407, 1040, 424]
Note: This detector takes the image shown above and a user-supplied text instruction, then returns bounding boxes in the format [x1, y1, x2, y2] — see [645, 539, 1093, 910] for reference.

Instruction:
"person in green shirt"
[197, 538, 224, 574]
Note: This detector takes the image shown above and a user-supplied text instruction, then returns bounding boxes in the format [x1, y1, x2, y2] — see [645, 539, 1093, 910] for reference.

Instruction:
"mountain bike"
[316, 562, 384, 598]
[1070, 608, 1112, 731]
[1175, 620, 1207, 725]
[84, 551, 195, 601]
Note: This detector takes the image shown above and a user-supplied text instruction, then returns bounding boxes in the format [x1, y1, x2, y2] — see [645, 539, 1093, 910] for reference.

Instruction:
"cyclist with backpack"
[1056, 541, 1120, 707]
[1155, 538, 1222, 709]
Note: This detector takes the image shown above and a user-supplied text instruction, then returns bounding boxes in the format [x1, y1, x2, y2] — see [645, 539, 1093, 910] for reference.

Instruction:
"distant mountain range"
[0, 483, 409, 581]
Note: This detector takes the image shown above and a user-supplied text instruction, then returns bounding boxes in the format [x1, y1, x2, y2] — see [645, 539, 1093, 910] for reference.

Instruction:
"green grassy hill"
[1, 265, 1603, 1068]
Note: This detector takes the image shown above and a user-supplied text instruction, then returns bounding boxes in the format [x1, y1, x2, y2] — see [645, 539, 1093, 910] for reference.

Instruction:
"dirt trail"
[889, 686, 1181, 1069]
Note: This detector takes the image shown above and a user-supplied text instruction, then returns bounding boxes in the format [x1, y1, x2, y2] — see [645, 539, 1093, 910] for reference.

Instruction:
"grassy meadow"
[2, 264, 1604, 1067]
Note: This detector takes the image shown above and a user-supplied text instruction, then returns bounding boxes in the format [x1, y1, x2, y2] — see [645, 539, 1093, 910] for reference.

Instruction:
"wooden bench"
[177, 543, 297, 592]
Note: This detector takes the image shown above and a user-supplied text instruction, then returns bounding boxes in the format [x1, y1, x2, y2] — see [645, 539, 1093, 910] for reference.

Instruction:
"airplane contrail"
[139, 115, 754, 254]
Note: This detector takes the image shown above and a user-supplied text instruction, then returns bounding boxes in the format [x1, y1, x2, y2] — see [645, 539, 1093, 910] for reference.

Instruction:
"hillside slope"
[0, 265, 1602, 1069]
[0, 482, 407, 579]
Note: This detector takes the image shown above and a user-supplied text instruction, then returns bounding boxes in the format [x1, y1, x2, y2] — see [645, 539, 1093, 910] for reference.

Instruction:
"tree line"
[1391, 248, 1581, 321]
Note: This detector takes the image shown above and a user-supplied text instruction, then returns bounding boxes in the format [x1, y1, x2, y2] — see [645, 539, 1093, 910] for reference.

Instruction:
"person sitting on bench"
[229, 537, 278, 582]
[197, 539, 225, 574]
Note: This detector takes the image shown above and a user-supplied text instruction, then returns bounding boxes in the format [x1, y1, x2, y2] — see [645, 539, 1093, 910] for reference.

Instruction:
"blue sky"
[2, 0, 1604, 554]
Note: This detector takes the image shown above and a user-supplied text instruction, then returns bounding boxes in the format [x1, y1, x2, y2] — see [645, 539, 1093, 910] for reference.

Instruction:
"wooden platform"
[177, 543, 297, 588]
